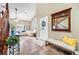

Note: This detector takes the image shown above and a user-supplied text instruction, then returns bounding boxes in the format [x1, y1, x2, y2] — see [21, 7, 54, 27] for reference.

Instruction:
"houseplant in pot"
[6, 36, 19, 48]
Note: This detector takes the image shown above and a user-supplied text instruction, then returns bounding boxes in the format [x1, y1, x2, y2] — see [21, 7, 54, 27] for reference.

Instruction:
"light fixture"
[15, 8, 18, 19]
[14, 8, 19, 22]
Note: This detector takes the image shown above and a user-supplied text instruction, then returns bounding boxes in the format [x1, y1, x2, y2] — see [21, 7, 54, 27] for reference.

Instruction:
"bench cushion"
[63, 35, 77, 48]
[47, 38, 75, 52]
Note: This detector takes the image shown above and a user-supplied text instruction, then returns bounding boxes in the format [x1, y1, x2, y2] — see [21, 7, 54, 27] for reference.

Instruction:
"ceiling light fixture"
[14, 8, 19, 22]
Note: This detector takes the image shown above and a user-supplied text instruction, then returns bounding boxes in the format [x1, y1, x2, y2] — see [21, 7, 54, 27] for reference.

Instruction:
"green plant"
[6, 36, 19, 46]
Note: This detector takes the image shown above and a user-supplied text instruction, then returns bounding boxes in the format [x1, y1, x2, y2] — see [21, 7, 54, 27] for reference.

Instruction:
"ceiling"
[9, 3, 36, 21]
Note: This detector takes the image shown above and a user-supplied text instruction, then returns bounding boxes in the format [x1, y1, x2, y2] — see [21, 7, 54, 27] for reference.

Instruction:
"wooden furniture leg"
[45, 41, 50, 46]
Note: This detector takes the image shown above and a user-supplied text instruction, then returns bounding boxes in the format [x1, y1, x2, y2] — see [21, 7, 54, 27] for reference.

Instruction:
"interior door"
[40, 16, 48, 40]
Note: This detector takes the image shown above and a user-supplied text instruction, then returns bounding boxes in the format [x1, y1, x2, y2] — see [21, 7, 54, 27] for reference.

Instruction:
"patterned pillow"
[63, 35, 77, 48]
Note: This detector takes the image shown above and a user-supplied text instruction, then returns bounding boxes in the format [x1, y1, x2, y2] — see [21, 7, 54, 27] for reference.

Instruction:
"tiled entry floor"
[20, 36, 66, 55]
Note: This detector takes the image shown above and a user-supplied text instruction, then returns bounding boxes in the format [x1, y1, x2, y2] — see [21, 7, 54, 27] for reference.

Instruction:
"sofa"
[20, 31, 36, 37]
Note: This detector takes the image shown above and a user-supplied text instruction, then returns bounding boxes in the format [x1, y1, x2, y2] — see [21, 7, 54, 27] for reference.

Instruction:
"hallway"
[20, 36, 66, 55]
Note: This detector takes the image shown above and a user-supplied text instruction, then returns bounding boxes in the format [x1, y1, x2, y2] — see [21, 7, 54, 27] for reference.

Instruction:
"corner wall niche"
[51, 8, 71, 32]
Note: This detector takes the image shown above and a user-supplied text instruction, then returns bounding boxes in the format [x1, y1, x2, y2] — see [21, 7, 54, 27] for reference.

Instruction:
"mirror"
[51, 8, 71, 32]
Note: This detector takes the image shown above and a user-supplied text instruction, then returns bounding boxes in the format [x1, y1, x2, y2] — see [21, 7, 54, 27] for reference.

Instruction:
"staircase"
[0, 3, 9, 55]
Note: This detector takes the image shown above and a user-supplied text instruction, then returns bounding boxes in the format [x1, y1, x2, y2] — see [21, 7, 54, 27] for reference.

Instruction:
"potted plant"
[6, 36, 19, 48]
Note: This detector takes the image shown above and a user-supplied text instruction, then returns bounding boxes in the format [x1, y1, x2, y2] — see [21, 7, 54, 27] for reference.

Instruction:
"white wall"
[31, 17, 37, 30]
[36, 3, 79, 40]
